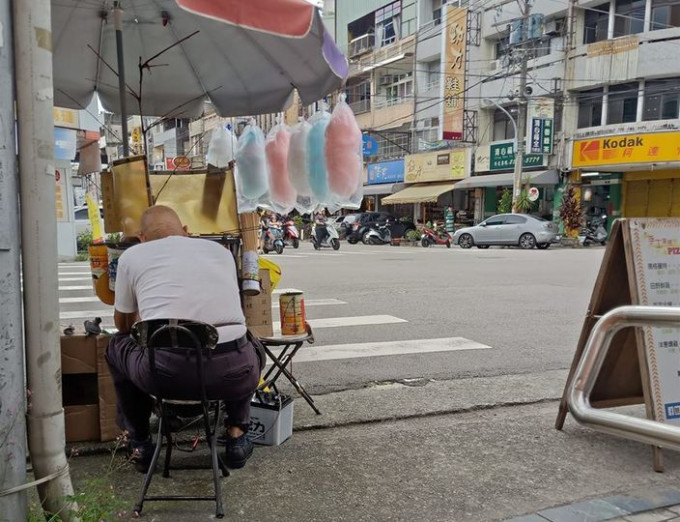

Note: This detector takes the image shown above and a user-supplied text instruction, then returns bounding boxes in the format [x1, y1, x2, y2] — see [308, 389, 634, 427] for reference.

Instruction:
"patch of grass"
[27, 438, 130, 521]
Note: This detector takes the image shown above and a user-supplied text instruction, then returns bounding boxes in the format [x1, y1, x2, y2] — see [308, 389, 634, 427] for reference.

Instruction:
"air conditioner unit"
[544, 20, 560, 36]
[488, 59, 501, 73]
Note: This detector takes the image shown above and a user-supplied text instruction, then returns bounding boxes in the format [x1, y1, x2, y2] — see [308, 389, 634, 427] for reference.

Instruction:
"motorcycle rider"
[314, 211, 329, 245]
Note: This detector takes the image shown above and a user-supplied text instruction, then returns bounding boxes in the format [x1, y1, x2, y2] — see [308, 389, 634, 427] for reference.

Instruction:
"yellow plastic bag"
[258, 257, 281, 291]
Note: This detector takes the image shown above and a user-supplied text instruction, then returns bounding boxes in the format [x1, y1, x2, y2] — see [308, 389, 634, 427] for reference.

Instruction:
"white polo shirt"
[114, 235, 247, 343]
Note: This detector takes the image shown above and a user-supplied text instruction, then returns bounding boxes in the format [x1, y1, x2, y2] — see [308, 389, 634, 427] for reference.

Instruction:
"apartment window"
[614, 0, 645, 37]
[427, 60, 441, 89]
[644, 79, 680, 120]
[347, 80, 371, 114]
[495, 36, 510, 60]
[607, 82, 639, 124]
[433, 0, 443, 25]
[376, 1, 402, 47]
[417, 117, 440, 149]
[577, 88, 604, 128]
[528, 37, 551, 59]
[584, 3, 609, 44]
[651, 0, 680, 30]
[492, 107, 517, 141]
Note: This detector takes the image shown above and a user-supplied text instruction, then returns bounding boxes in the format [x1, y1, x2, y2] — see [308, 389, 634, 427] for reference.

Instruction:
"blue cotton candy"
[235, 125, 269, 200]
[307, 111, 331, 202]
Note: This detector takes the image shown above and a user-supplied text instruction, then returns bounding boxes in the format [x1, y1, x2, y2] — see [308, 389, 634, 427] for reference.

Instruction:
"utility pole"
[512, 0, 532, 212]
[13, 0, 77, 518]
[0, 0, 27, 519]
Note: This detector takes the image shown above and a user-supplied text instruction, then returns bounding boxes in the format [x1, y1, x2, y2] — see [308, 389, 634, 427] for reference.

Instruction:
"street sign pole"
[512, 0, 531, 212]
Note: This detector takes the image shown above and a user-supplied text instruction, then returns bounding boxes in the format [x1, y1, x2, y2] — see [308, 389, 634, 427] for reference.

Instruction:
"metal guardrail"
[568, 305, 680, 451]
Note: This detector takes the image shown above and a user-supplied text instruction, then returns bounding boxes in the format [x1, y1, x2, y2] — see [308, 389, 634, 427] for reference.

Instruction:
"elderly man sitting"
[106, 205, 262, 472]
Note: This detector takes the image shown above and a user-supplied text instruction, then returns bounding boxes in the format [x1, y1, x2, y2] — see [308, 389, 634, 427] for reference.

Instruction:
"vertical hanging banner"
[526, 98, 555, 155]
[441, 6, 468, 141]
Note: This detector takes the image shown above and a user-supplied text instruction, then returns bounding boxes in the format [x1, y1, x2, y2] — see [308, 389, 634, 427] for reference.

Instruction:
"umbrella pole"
[13, 0, 77, 518]
[113, 2, 129, 157]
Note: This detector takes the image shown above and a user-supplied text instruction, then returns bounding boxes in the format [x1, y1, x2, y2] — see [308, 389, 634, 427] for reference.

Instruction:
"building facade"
[338, 0, 680, 225]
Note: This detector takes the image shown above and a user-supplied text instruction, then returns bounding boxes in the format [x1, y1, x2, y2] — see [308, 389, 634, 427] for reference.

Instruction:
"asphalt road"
[59, 241, 605, 394]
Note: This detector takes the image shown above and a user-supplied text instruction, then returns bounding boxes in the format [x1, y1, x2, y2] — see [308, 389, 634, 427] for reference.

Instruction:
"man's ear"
[137, 233, 146, 243]
[182, 225, 189, 236]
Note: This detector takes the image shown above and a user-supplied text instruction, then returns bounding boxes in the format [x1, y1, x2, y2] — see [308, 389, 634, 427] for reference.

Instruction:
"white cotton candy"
[206, 124, 237, 168]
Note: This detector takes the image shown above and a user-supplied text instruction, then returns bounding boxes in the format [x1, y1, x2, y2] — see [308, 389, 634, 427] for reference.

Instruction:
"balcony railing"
[349, 33, 375, 58]
[373, 96, 411, 110]
[349, 98, 371, 114]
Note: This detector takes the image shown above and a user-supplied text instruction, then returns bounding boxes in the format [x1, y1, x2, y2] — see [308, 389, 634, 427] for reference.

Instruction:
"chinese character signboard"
[572, 132, 680, 167]
[404, 149, 470, 184]
[526, 98, 554, 155]
[488, 141, 545, 171]
[629, 218, 680, 424]
[441, 6, 468, 141]
[530, 118, 553, 154]
[53, 107, 80, 129]
[367, 160, 405, 185]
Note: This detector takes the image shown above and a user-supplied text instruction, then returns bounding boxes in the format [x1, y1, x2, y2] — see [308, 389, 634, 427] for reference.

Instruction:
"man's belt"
[214, 334, 249, 354]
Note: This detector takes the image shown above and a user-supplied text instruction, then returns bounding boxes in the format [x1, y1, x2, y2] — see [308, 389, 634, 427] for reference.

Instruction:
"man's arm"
[114, 309, 138, 334]
[113, 258, 138, 334]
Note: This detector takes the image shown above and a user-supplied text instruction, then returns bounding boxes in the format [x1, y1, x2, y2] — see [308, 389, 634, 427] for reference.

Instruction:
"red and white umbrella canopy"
[52, 0, 348, 118]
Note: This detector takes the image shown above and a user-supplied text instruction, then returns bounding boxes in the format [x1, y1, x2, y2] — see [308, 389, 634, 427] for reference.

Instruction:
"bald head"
[139, 205, 187, 242]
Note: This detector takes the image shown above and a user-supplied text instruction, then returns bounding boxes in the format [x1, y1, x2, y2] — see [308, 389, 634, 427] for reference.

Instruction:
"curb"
[505, 487, 680, 522]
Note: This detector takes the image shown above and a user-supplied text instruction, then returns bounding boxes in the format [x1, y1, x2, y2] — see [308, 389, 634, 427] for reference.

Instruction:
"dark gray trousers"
[105, 333, 261, 441]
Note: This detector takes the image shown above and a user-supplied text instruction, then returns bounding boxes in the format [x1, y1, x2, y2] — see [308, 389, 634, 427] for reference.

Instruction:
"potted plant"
[558, 185, 583, 247]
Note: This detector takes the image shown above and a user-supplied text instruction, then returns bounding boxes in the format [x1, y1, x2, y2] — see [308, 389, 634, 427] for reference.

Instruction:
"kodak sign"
[572, 132, 680, 167]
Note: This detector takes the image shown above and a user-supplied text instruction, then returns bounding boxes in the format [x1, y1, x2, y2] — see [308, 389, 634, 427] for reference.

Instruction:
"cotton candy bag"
[325, 95, 363, 200]
[265, 121, 296, 214]
[234, 121, 269, 212]
[307, 109, 332, 204]
[205, 123, 237, 168]
[288, 118, 316, 214]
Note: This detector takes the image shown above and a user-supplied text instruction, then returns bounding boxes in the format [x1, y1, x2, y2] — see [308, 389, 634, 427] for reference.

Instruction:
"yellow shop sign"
[572, 132, 680, 167]
[404, 149, 470, 184]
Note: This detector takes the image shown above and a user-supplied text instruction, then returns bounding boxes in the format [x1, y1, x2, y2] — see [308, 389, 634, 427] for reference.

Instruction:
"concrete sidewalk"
[63, 370, 680, 521]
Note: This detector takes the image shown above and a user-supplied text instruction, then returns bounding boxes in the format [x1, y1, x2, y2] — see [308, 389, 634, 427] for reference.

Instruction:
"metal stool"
[130, 319, 228, 518]
[257, 324, 320, 414]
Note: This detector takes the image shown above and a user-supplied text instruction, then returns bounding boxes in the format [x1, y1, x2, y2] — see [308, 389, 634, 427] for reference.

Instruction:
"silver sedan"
[452, 213, 558, 250]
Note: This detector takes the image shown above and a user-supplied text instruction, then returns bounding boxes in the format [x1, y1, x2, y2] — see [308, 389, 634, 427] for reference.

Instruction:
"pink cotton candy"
[325, 100, 362, 198]
[265, 126, 296, 208]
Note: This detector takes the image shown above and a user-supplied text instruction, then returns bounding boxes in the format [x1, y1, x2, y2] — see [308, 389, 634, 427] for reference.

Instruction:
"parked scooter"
[580, 214, 607, 246]
[364, 223, 392, 245]
[311, 222, 340, 250]
[262, 224, 285, 254]
[421, 226, 451, 248]
[283, 219, 300, 249]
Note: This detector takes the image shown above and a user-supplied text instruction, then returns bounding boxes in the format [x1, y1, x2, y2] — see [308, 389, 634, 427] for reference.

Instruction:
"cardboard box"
[243, 269, 273, 338]
[61, 335, 119, 442]
[248, 395, 294, 446]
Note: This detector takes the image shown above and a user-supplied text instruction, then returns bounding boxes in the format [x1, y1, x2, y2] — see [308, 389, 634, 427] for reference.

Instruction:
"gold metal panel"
[149, 170, 240, 235]
[111, 156, 152, 236]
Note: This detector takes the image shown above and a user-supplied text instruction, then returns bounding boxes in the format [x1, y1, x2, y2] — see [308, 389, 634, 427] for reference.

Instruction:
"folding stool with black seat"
[130, 319, 229, 518]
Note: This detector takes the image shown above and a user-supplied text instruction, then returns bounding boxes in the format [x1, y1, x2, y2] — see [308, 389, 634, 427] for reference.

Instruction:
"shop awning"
[453, 170, 559, 190]
[381, 182, 457, 205]
[363, 183, 405, 196]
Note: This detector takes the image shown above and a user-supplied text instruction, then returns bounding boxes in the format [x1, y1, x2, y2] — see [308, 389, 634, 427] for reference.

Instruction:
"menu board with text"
[630, 219, 680, 424]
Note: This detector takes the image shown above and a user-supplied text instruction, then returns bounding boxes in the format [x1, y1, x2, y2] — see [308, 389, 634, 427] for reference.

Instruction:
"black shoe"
[225, 434, 253, 469]
[127, 438, 155, 473]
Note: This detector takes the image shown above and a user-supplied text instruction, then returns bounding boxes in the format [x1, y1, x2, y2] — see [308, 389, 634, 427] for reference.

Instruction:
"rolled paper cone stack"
[239, 212, 260, 251]
[239, 212, 261, 296]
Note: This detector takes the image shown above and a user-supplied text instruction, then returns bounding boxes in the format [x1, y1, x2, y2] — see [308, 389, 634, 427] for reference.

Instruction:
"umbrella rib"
[87, 44, 139, 98]
[142, 30, 200, 67]
[166, 25, 209, 96]
[93, 7, 106, 95]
